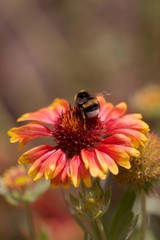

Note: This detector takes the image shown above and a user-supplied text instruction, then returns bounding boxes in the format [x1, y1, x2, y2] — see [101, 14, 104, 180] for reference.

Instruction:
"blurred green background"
[0, 0, 160, 239]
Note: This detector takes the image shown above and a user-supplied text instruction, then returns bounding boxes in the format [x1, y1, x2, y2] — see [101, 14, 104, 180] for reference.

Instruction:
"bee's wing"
[95, 91, 113, 98]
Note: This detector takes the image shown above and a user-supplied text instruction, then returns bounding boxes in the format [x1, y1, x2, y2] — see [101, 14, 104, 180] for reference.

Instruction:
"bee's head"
[74, 90, 91, 106]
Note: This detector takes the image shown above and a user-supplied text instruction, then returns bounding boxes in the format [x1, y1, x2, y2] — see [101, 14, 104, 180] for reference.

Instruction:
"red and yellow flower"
[0, 165, 49, 204]
[8, 95, 149, 188]
[2, 165, 33, 193]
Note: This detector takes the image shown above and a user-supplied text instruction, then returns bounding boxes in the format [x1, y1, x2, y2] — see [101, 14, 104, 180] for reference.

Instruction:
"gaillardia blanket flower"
[0, 165, 49, 204]
[8, 91, 149, 188]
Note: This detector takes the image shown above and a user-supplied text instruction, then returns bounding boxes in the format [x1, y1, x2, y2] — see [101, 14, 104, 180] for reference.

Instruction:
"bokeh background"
[0, 0, 160, 239]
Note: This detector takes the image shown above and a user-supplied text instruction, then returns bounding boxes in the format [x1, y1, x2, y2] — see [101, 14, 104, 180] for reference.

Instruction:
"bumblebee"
[74, 90, 100, 120]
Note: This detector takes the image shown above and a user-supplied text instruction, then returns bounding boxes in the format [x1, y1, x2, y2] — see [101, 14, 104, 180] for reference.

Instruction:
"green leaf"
[23, 180, 49, 202]
[84, 232, 93, 240]
[69, 193, 79, 208]
[109, 189, 138, 240]
[93, 179, 103, 199]
[104, 188, 111, 210]
[124, 214, 139, 240]
[5, 195, 19, 206]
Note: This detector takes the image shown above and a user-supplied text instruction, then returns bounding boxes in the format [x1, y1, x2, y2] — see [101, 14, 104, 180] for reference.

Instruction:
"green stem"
[92, 218, 107, 240]
[140, 190, 147, 240]
[61, 189, 92, 236]
[24, 202, 37, 240]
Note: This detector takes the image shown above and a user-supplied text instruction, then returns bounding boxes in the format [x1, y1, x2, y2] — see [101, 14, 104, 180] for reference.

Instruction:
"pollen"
[53, 107, 104, 157]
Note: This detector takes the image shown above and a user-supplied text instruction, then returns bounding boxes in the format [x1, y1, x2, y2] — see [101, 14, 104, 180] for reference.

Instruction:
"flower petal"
[118, 146, 140, 158]
[96, 144, 131, 170]
[18, 145, 66, 181]
[81, 149, 106, 179]
[107, 115, 149, 132]
[110, 129, 148, 148]
[103, 134, 133, 147]
[126, 113, 143, 119]
[8, 123, 52, 148]
[52, 153, 67, 178]
[70, 155, 91, 188]
[70, 155, 81, 188]
[97, 96, 114, 121]
[95, 148, 118, 175]
[80, 167, 92, 188]
[102, 134, 140, 158]
[106, 102, 127, 120]
[50, 166, 70, 188]
[17, 98, 69, 124]
[18, 145, 55, 164]
[44, 149, 65, 179]
[28, 158, 46, 181]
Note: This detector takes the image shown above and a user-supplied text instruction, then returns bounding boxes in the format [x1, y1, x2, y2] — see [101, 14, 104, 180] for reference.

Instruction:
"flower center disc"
[53, 107, 104, 157]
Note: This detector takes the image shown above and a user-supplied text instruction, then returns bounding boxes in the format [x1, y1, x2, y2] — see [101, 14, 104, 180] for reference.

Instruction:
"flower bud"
[69, 180, 111, 220]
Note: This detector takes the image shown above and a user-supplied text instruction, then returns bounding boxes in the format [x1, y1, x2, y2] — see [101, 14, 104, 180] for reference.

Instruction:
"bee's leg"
[83, 118, 87, 129]
[81, 111, 87, 129]
[83, 116, 87, 129]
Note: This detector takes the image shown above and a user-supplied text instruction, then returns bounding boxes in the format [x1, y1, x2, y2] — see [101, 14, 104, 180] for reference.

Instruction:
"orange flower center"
[53, 107, 105, 157]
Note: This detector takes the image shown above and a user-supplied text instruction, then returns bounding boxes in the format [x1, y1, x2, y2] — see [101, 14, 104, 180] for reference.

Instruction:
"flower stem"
[92, 218, 107, 240]
[24, 202, 37, 240]
[140, 190, 147, 240]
